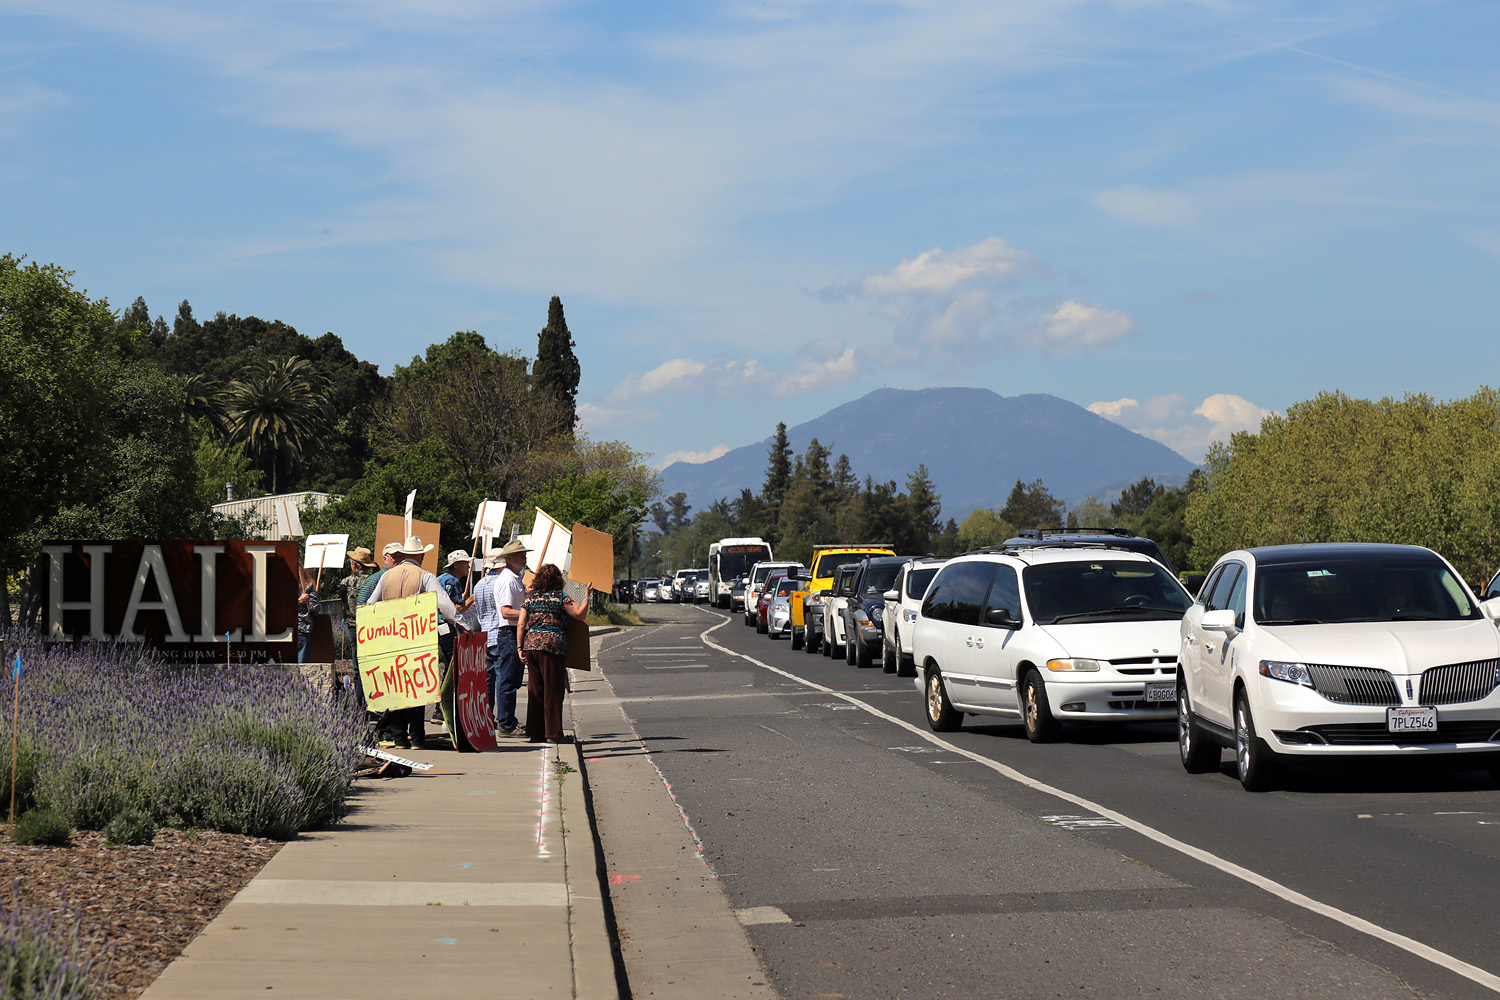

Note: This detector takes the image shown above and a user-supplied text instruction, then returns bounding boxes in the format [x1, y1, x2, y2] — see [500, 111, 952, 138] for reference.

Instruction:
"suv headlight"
[1259, 660, 1314, 687]
[1046, 658, 1102, 672]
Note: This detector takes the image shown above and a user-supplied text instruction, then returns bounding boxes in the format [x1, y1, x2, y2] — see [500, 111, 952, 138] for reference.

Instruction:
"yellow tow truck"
[789, 543, 895, 654]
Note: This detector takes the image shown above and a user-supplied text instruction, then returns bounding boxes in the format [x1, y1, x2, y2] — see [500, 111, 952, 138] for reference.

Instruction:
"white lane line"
[644, 664, 709, 670]
[698, 620, 1500, 995]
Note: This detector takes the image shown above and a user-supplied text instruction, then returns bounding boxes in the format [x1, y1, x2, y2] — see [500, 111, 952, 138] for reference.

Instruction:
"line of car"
[731, 531, 1500, 792]
[633, 568, 712, 604]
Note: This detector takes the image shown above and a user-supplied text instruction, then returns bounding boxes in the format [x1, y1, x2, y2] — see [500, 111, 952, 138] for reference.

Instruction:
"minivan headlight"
[1046, 658, 1102, 672]
[1259, 660, 1314, 687]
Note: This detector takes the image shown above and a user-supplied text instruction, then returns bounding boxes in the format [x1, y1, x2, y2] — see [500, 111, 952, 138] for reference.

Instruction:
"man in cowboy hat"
[364, 536, 464, 748]
[470, 547, 510, 733]
[489, 538, 531, 736]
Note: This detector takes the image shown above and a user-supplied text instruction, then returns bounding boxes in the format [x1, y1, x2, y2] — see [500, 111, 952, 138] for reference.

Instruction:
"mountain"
[657, 387, 1196, 521]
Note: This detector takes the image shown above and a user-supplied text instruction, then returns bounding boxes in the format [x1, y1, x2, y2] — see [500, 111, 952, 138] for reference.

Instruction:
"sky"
[4, 1, 1498, 475]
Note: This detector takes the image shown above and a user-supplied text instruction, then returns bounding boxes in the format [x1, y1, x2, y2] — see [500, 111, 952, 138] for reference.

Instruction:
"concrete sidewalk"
[141, 687, 619, 999]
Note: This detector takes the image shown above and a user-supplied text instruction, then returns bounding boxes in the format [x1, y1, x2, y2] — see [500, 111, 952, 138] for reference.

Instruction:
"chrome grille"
[1419, 660, 1500, 705]
[1305, 664, 1400, 706]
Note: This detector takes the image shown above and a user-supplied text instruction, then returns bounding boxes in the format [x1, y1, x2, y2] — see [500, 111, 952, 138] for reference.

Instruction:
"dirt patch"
[2, 828, 281, 999]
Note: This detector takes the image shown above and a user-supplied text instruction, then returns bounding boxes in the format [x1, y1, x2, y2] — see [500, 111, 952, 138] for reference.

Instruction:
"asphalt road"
[593, 601, 1500, 999]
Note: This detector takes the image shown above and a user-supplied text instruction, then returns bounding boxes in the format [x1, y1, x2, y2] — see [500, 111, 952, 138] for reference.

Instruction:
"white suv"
[914, 546, 1193, 741]
[883, 557, 945, 677]
[1179, 543, 1500, 790]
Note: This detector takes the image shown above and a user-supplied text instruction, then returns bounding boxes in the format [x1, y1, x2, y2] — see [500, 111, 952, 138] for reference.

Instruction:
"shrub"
[13, 810, 69, 847]
[104, 809, 155, 847]
[0, 886, 108, 1000]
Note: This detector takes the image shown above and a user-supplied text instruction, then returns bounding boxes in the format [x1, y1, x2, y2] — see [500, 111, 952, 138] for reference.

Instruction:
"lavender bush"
[0, 633, 365, 841]
[0, 885, 108, 1000]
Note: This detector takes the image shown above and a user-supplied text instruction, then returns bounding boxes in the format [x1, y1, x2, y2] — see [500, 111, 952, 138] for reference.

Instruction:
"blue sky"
[4, 1, 1498, 473]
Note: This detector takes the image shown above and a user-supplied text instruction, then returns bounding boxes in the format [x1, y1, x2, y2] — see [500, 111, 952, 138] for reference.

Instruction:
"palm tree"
[180, 372, 227, 432]
[223, 357, 332, 493]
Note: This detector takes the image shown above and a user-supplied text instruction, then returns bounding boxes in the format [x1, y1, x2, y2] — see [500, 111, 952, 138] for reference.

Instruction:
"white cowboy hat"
[398, 535, 436, 557]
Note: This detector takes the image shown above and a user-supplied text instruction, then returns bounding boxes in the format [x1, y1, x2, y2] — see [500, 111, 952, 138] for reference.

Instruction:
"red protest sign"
[453, 631, 495, 752]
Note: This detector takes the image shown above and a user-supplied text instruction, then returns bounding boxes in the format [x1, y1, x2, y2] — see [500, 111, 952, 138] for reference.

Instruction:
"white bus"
[707, 537, 773, 609]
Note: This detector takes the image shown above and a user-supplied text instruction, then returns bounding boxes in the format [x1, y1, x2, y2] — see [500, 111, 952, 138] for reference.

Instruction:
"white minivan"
[914, 546, 1193, 741]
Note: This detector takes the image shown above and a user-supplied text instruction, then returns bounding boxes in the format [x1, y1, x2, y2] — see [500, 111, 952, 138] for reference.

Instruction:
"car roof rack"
[959, 540, 1122, 558]
[1017, 526, 1137, 539]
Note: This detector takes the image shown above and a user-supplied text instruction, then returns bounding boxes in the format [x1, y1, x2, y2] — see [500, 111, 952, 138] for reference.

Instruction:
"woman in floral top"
[516, 564, 591, 743]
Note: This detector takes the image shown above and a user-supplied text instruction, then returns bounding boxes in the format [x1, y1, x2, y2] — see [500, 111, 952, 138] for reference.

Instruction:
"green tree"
[1068, 495, 1113, 530]
[901, 464, 942, 552]
[955, 509, 1014, 551]
[998, 478, 1064, 530]
[762, 422, 793, 511]
[1112, 477, 1165, 524]
[223, 357, 334, 494]
[533, 296, 580, 437]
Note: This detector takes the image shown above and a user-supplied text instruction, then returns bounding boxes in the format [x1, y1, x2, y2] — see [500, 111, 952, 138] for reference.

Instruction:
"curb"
[560, 738, 623, 1000]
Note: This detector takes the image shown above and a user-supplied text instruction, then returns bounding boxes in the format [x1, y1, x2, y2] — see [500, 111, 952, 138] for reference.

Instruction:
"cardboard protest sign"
[275, 498, 303, 539]
[527, 508, 572, 574]
[569, 524, 613, 590]
[354, 591, 441, 710]
[451, 631, 495, 752]
[375, 513, 440, 575]
[302, 534, 348, 570]
[564, 614, 591, 672]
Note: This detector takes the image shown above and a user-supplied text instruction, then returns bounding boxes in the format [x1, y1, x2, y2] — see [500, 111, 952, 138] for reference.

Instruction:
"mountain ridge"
[657, 386, 1196, 521]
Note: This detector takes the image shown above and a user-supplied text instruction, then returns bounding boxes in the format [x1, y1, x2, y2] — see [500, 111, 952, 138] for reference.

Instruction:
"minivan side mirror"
[985, 608, 1021, 629]
[883, 589, 899, 602]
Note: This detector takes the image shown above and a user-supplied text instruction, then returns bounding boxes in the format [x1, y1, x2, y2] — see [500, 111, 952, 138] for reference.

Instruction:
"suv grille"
[1419, 660, 1500, 705]
[1305, 664, 1400, 706]
[1300, 721, 1500, 746]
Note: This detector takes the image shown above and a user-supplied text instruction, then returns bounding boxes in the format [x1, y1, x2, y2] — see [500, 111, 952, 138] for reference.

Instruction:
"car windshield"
[862, 564, 901, 595]
[1253, 558, 1480, 624]
[1023, 560, 1193, 624]
[774, 578, 799, 596]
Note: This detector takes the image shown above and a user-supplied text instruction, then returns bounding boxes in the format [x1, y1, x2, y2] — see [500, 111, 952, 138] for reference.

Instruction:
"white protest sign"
[303, 534, 349, 570]
[362, 746, 433, 770]
[472, 500, 506, 541]
[275, 498, 303, 539]
[404, 490, 417, 538]
[526, 508, 572, 574]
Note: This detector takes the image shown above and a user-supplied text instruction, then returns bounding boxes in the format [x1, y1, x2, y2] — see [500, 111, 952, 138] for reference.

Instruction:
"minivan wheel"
[1021, 671, 1060, 743]
[1178, 683, 1219, 773]
[926, 668, 961, 732]
[1234, 692, 1277, 792]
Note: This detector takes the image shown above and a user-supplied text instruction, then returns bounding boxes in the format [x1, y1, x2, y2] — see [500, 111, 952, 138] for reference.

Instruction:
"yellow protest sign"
[355, 591, 442, 710]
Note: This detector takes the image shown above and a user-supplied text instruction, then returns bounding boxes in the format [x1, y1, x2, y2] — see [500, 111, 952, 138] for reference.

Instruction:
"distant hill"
[658, 387, 1196, 521]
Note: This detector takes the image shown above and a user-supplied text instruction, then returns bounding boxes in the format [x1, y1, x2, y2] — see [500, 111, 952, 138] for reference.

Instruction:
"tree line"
[1, 254, 657, 623]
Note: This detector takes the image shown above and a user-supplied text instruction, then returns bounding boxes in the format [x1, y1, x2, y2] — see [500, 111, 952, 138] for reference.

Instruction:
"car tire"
[1178, 682, 1219, 774]
[1021, 670, 1061, 743]
[1488, 762, 1500, 788]
[791, 626, 803, 650]
[805, 630, 820, 654]
[896, 634, 916, 678]
[881, 638, 897, 674]
[925, 666, 961, 732]
[1234, 691, 1277, 792]
[756, 616, 767, 635]
[846, 633, 858, 665]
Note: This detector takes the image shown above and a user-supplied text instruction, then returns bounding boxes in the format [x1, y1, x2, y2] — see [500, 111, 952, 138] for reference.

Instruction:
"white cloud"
[1089, 392, 1276, 463]
[576, 401, 659, 433]
[599, 337, 857, 409]
[857, 237, 1036, 298]
[1091, 184, 1200, 229]
[655, 444, 731, 470]
[1022, 299, 1135, 356]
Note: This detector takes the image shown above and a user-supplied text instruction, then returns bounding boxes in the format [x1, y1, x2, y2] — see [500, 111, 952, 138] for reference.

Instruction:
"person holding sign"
[364, 536, 464, 749]
[516, 564, 591, 744]
[492, 539, 530, 737]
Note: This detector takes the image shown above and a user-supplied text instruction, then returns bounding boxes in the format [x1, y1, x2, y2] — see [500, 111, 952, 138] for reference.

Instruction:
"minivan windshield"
[1253, 558, 1479, 624]
[1024, 560, 1193, 624]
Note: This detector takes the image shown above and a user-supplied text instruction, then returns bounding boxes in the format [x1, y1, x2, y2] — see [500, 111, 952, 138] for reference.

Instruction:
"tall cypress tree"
[534, 295, 581, 435]
[763, 422, 792, 508]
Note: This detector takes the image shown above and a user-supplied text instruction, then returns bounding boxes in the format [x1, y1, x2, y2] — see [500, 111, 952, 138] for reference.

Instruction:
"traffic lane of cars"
[606, 609, 1457, 1000]
[700, 606, 1500, 998]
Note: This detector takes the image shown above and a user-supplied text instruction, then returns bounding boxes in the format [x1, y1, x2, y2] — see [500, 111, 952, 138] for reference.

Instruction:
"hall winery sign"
[42, 541, 299, 662]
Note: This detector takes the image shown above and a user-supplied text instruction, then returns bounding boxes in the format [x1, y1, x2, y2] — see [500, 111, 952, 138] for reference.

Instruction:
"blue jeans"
[489, 628, 524, 730]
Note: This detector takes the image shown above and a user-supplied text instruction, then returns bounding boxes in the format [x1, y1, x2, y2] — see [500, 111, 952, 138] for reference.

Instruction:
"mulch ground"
[2, 828, 282, 999]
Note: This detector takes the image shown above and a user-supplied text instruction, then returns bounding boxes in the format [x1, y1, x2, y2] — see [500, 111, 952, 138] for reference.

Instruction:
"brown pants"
[524, 648, 567, 740]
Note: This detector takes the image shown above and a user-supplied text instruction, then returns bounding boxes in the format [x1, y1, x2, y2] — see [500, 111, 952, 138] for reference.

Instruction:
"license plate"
[1145, 681, 1175, 702]
[1387, 706, 1437, 733]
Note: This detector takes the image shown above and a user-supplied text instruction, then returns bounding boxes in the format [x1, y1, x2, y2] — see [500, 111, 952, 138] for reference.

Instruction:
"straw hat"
[482, 549, 507, 569]
[398, 535, 435, 556]
[496, 539, 530, 557]
[444, 549, 472, 568]
[349, 546, 377, 569]
[381, 541, 404, 556]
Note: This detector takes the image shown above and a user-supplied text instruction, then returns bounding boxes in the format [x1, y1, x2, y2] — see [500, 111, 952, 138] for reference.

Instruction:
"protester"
[296, 565, 318, 663]
[341, 546, 377, 707]
[364, 536, 464, 749]
[470, 549, 507, 731]
[491, 539, 530, 737]
[516, 563, 590, 744]
[359, 543, 401, 606]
